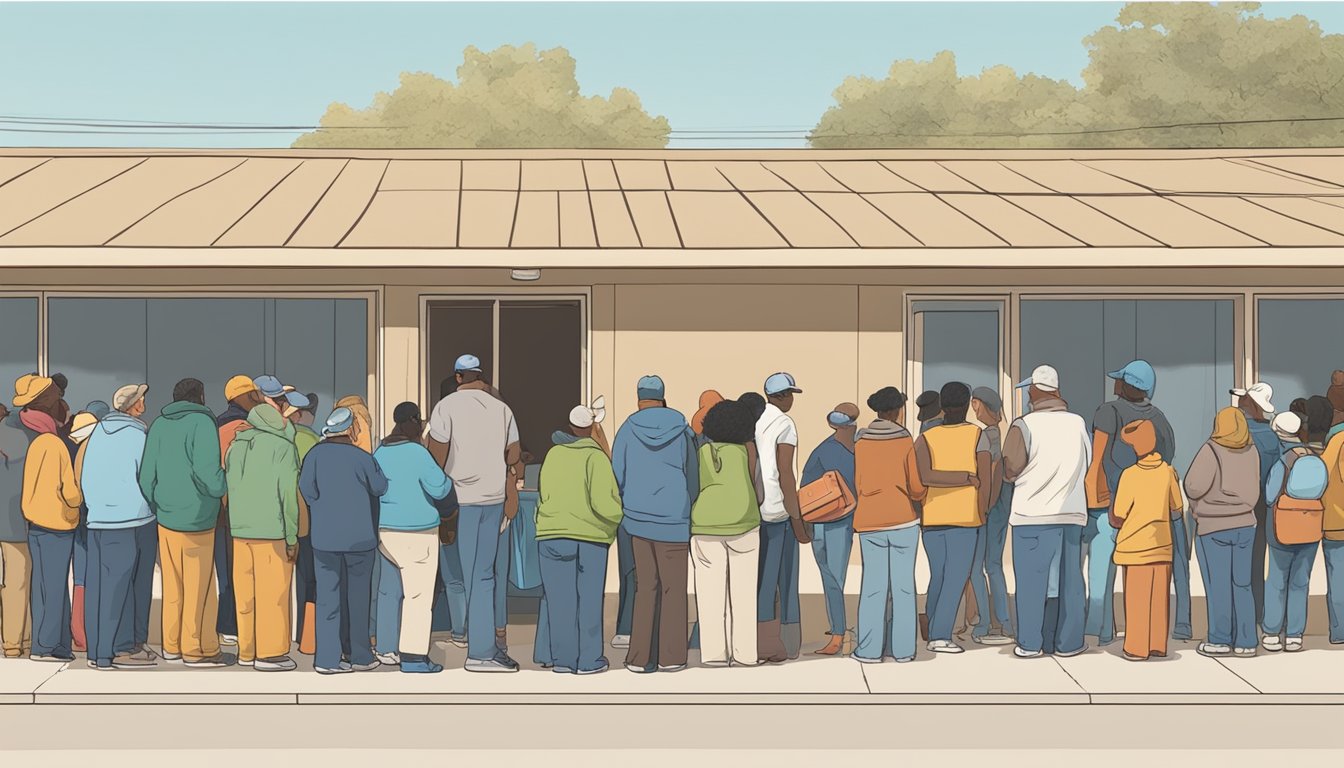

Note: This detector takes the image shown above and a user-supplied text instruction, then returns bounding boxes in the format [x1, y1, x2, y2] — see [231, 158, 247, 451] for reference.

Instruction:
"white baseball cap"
[1231, 382, 1274, 413]
[1015, 364, 1059, 393]
[1272, 411, 1301, 439]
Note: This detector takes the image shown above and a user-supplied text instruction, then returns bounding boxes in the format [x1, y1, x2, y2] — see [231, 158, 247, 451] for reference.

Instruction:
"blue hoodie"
[373, 437, 453, 532]
[611, 407, 699, 543]
[79, 412, 153, 530]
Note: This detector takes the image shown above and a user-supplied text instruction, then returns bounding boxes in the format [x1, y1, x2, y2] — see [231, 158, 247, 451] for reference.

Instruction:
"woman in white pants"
[371, 402, 453, 674]
[690, 399, 763, 667]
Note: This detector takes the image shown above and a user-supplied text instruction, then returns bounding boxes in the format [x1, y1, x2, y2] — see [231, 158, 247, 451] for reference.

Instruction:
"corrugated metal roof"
[1, 149, 1342, 249]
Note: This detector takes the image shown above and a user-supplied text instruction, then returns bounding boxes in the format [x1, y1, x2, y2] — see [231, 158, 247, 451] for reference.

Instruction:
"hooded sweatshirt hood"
[98, 411, 145, 435]
[612, 407, 698, 543]
[242, 403, 296, 441]
[161, 400, 213, 421]
[625, 407, 690, 448]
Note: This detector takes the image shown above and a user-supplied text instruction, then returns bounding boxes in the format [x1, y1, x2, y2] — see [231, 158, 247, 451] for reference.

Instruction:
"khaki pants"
[691, 530, 759, 666]
[158, 527, 221, 662]
[233, 538, 293, 662]
[0, 541, 32, 657]
[1122, 562, 1172, 660]
[378, 529, 439, 656]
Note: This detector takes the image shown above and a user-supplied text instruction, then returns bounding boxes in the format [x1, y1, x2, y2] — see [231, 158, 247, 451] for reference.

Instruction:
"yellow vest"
[1323, 431, 1344, 541]
[921, 423, 983, 528]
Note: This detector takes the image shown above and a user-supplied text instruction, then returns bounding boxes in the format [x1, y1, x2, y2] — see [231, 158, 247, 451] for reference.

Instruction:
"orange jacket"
[854, 423, 925, 533]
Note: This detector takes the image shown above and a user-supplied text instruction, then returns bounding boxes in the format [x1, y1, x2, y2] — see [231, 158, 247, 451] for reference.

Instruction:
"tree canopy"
[294, 44, 669, 149]
[811, 2, 1344, 148]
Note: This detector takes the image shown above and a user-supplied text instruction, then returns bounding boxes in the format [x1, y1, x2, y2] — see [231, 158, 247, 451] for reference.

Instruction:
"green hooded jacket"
[535, 437, 624, 544]
[139, 400, 228, 533]
[224, 404, 300, 545]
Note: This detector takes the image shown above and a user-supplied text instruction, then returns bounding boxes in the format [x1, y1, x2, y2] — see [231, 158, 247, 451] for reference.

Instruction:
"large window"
[47, 297, 368, 426]
[1020, 298, 1235, 475]
[1257, 298, 1344, 408]
[0, 297, 39, 404]
[910, 299, 1004, 409]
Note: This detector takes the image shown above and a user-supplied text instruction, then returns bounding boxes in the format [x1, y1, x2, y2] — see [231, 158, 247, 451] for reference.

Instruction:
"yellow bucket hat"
[13, 374, 53, 408]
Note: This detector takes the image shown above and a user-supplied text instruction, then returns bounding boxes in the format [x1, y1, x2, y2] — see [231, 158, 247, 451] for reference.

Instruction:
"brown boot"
[757, 620, 786, 664]
[813, 633, 844, 656]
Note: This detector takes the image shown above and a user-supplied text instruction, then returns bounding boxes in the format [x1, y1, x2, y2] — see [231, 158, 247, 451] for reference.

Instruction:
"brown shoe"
[813, 634, 844, 656]
[757, 620, 786, 664]
[111, 652, 157, 669]
[918, 613, 930, 642]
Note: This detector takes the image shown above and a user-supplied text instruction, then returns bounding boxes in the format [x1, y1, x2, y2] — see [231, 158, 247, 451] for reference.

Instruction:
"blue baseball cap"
[454, 354, 482, 373]
[323, 407, 354, 437]
[1107, 360, 1156, 396]
[636, 375, 665, 401]
[283, 390, 311, 409]
[764, 372, 802, 396]
[252, 375, 285, 398]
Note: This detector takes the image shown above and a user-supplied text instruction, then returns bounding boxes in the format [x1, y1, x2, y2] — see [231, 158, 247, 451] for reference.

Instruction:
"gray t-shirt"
[1092, 398, 1176, 497]
[427, 389, 519, 506]
[982, 424, 1003, 464]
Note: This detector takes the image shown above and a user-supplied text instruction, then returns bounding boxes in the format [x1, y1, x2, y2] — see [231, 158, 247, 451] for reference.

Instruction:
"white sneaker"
[1013, 646, 1044, 659]
[255, 656, 297, 672]
[316, 661, 353, 675]
[1233, 647, 1257, 658]
[893, 655, 915, 663]
[610, 634, 631, 649]
[1261, 635, 1284, 652]
[218, 634, 238, 646]
[851, 654, 883, 664]
[1197, 643, 1232, 657]
[159, 650, 182, 663]
[1285, 636, 1305, 653]
[376, 652, 401, 666]
[927, 640, 964, 654]
[464, 657, 520, 673]
[351, 659, 382, 672]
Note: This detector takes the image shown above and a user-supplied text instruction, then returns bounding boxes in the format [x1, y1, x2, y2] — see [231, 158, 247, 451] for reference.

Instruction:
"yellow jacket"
[1323, 431, 1344, 541]
[1112, 453, 1181, 566]
[22, 433, 83, 531]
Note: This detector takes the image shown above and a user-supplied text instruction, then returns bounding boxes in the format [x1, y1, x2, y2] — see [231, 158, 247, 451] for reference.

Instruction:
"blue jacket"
[801, 434, 856, 520]
[612, 407, 698, 543]
[79, 413, 153, 530]
[299, 440, 389, 553]
[373, 438, 452, 532]
[1247, 418, 1282, 491]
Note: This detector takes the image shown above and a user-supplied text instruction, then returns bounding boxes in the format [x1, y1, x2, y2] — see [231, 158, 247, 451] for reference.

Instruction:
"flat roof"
[1, 148, 1343, 250]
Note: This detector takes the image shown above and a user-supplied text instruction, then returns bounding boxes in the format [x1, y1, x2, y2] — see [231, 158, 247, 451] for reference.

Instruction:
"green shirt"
[690, 443, 761, 537]
[535, 437, 624, 544]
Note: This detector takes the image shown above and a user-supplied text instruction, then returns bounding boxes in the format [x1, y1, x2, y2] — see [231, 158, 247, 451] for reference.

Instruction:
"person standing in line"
[1232, 382, 1279, 632]
[282, 391, 320, 653]
[372, 403, 450, 673]
[800, 402, 859, 656]
[14, 374, 81, 663]
[215, 375, 267, 648]
[140, 379, 231, 667]
[690, 399, 762, 667]
[612, 376, 698, 674]
[1261, 410, 1326, 653]
[535, 402, 622, 675]
[1315, 395, 1344, 645]
[1110, 420, 1183, 662]
[0, 402, 33, 659]
[685, 389, 724, 653]
[914, 381, 990, 655]
[916, 391, 943, 434]
[1003, 365, 1091, 659]
[426, 354, 522, 673]
[755, 373, 810, 664]
[334, 395, 374, 454]
[967, 386, 1013, 645]
[65, 399, 105, 656]
[1083, 360, 1176, 646]
[225, 399, 301, 672]
[301, 408, 390, 674]
[852, 387, 924, 664]
[1186, 407, 1261, 658]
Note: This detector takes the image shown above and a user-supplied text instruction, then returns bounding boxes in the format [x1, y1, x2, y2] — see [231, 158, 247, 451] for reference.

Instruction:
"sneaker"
[577, 659, 610, 675]
[465, 657, 519, 673]
[658, 664, 687, 673]
[552, 666, 576, 674]
[1197, 643, 1231, 657]
[625, 663, 656, 674]
[351, 659, 382, 672]
[30, 654, 75, 663]
[1122, 652, 1148, 662]
[112, 653, 157, 669]
[126, 646, 158, 662]
[1233, 647, 1257, 658]
[449, 635, 467, 649]
[255, 656, 298, 672]
[1055, 645, 1089, 658]
[375, 651, 401, 666]
[218, 634, 238, 646]
[974, 632, 1015, 646]
[894, 655, 915, 663]
[160, 650, 182, 662]
[852, 654, 883, 665]
[491, 653, 520, 671]
[316, 661, 353, 675]
[1013, 646, 1044, 659]
[494, 631, 508, 653]
[236, 658, 254, 667]
[927, 640, 964, 654]
[1285, 637, 1305, 653]
[184, 653, 234, 668]
[1262, 635, 1284, 653]
[610, 634, 631, 649]
[400, 658, 443, 674]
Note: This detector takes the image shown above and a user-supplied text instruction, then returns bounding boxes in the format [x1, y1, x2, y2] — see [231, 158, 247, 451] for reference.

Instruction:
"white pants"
[691, 530, 759, 666]
[378, 529, 439, 656]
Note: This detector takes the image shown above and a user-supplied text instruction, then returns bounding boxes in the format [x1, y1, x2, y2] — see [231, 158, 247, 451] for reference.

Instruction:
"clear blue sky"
[2, 1, 1342, 147]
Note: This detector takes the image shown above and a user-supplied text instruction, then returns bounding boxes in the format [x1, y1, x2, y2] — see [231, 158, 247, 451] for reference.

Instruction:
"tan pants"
[1122, 562, 1172, 660]
[691, 530, 759, 666]
[378, 529, 439, 656]
[233, 538, 293, 662]
[0, 541, 32, 657]
[158, 527, 221, 662]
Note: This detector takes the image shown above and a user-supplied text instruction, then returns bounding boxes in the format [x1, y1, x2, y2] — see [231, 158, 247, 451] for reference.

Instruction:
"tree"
[811, 2, 1344, 148]
[295, 44, 669, 148]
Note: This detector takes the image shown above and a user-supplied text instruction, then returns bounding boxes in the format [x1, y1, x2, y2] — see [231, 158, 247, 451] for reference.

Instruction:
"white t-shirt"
[755, 403, 799, 524]
[427, 388, 519, 506]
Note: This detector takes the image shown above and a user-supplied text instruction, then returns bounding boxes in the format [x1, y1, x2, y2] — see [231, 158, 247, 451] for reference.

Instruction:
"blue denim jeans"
[970, 484, 1014, 637]
[1196, 525, 1256, 649]
[615, 525, 635, 637]
[757, 520, 801, 628]
[72, 518, 87, 588]
[537, 538, 609, 673]
[1322, 539, 1344, 643]
[27, 526, 74, 657]
[437, 540, 467, 637]
[84, 525, 151, 666]
[922, 526, 980, 642]
[494, 524, 511, 633]
[375, 552, 401, 655]
[1012, 524, 1085, 655]
[458, 504, 505, 661]
[1082, 508, 1118, 644]
[214, 521, 237, 636]
[314, 549, 376, 670]
[1170, 513, 1194, 639]
[810, 513, 854, 637]
[854, 526, 919, 660]
[1263, 532, 1318, 638]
